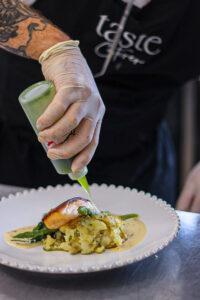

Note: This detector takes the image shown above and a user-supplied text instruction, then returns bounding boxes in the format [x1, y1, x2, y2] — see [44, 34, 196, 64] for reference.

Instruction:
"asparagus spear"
[78, 206, 96, 216]
[13, 220, 56, 242]
[33, 221, 45, 231]
[120, 213, 139, 220]
[13, 227, 56, 239]
[78, 206, 139, 220]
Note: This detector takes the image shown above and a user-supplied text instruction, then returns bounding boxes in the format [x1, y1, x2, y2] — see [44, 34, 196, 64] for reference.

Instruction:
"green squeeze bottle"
[18, 81, 89, 182]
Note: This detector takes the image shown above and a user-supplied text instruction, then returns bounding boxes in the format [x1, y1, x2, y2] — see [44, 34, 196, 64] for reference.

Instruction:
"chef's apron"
[1, 0, 200, 206]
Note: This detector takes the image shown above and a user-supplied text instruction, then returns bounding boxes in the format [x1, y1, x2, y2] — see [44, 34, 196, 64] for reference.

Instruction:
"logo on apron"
[95, 14, 162, 66]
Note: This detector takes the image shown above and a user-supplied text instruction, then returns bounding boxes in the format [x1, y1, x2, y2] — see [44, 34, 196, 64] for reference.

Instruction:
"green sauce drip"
[78, 175, 91, 199]
[77, 176, 99, 212]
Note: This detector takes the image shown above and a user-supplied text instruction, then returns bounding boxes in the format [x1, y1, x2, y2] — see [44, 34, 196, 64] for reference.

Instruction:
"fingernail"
[47, 152, 61, 160]
[38, 135, 44, 143]
[36, 123, 41, 131]
[38, 133, 53, 143]
[36, 120, 43, 131]
[74, 169, 81, 174]
[38, 133, 47, 143]
[73, 165, 84, 174]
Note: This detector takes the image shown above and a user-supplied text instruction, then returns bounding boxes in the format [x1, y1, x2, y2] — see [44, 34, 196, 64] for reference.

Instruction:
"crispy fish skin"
[43, 197, 94, 229]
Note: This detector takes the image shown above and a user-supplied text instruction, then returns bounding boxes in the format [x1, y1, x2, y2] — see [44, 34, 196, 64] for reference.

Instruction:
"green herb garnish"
[78, 206, 96, 216]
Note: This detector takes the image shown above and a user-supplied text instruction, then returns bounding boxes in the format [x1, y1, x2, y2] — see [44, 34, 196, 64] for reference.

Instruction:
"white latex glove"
[36, 41, 105, 174]
[176, 162, 200, 213]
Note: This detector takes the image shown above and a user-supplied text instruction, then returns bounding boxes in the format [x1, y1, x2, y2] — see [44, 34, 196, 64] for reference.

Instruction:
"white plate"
[0, 184, 180, 274]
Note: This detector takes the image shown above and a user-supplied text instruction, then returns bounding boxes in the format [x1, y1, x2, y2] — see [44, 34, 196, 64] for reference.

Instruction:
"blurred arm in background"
[176, 81, 200, 213]
[176, 162, 200, 212]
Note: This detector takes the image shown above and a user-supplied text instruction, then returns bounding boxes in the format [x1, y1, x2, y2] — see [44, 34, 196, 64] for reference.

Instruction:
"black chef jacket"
[0, 0, 200, 205]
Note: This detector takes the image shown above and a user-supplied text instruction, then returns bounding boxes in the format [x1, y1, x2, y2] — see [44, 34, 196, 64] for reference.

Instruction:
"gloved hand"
[36, 41, 105, 174]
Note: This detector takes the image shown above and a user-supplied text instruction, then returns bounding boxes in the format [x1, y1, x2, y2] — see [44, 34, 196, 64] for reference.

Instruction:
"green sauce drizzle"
[77, 176, 99, 212]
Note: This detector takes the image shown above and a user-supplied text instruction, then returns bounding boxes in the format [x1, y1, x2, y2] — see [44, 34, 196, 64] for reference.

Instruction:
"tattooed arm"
[0, 0, 70, 59]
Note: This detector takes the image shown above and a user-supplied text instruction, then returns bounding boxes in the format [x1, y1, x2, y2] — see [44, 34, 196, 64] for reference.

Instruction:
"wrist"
[39, 40, 80, 64]
[26, 24, 71, 60]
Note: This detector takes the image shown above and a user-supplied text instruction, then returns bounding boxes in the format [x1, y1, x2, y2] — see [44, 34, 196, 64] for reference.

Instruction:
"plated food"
[0, 184, 179, 273]
[5, 197, 146, 254]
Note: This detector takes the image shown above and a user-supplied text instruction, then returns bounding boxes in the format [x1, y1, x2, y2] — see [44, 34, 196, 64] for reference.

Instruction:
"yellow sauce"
[5, 226, 42, 249]
[110, 218, 146, 253]
[5, 218, 146, 252]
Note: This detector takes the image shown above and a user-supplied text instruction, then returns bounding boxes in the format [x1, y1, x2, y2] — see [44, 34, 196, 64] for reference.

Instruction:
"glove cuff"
[39, 40, 80, 64]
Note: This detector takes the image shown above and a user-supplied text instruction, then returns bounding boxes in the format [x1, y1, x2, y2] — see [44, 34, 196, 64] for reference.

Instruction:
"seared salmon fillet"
[43, 197, 94, 229]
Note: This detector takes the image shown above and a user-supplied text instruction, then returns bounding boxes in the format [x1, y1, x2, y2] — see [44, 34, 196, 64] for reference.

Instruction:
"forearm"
[0, 0, 70, 60]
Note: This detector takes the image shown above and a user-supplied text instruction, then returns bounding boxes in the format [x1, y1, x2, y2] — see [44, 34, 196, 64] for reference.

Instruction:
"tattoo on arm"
[0, 0, 48, 58]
